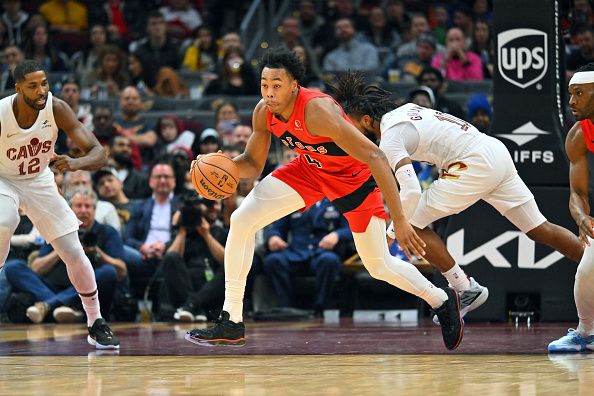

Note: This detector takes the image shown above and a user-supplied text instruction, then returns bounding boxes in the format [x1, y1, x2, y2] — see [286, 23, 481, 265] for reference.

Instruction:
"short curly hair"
[259, 47, 305, 82]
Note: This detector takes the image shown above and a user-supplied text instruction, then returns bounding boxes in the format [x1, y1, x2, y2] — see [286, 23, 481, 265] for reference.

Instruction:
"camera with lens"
[78, 229, 98, 247]
[78, 229, 100, 265]
[179, 193, 204, 229]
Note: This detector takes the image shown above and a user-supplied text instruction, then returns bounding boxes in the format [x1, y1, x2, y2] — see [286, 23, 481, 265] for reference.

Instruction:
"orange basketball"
[191, 153, 239, 200]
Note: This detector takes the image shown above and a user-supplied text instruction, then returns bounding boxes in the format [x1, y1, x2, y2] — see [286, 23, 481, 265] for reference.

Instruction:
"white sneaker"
[173, 307, 195, 322]
[433, 277, 489, 324]
[53, 306, 84, 323]
[26, 302, 50, 324]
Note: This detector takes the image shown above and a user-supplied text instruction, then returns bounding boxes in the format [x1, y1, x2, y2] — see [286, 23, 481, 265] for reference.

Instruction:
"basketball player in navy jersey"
[0, 61, 119, 349]
[549, 62, 594, 352]
[186, 47, 465, 350]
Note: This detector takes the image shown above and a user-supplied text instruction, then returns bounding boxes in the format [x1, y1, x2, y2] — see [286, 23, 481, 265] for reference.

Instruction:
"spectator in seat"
[123, 162, 178, 296]
[23, 24, 69, 72]
[71, 24, 108, 83]
[182, 25, 217, 72]
[470, 18, 494, 78]
[322, 18, 379, 72]
[264, 198, 352, 318]
[384, 32, 437, 83]
[62, 170, 122, 235]
[204, 46, 259, 97]
[4, 186, 125, 323]
[132, 10, 181, 70]
[418, 67, 466, 121]
[165, 194, 228, 322]
[91, 105, 116, 146]
[93, 167, 139, 235]
[1, 0, 30, 47]
[106, 134, 151, 200]
[59, 77, 93, 130]
[127, 52, 156, 96]
[81, 44, 130, 99]
[155, 115, 196, 158]
[431, 27, 483, 81]
[467, 93, 492, 133]
[194, 128, 222, 155]
[154, 67, 189, 98]
[113, 86, 157, 168]
[0, 44, 24, 91]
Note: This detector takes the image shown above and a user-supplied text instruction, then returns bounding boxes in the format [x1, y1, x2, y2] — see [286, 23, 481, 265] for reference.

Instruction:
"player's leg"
[185, 175, 307, 346]
[408, 162, 492, 314]
[0, 193, 20, 270]
[352, 216, 463, 350]
[549, 239, 594, 352]
[21, 175, 118, 349]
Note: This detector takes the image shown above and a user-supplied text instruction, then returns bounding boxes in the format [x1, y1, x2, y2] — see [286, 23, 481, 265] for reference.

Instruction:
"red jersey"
[268, 87, 387, 232]
[579, 119, 594, 153]
[267, 87, 370, 175]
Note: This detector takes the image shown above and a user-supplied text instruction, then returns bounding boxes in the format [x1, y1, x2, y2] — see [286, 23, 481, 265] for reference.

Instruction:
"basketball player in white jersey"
[335, 72, 583, 322]
[0, 61, 119, 349]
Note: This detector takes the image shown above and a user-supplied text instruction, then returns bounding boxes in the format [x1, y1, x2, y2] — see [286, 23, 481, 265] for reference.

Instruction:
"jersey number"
[18, 158, 41, 175]
[304, 154, 322, 168]
[434, 112, 470, 131]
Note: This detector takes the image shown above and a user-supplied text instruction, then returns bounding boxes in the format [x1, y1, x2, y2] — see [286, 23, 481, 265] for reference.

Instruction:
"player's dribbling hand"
[50, 154, 77, 173]
[578, 215, 594, 247]
[393, 218, 426, 260]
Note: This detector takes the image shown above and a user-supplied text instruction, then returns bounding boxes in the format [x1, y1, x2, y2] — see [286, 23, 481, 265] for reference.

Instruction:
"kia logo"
[498, 28, 547, 89]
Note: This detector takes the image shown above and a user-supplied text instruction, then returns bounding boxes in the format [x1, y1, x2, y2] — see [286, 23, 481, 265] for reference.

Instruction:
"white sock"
[443, 264, 471, 291]
[420, 285, 449, 309]
[79, 289, 102, 326]
[223, 279, 246, 323]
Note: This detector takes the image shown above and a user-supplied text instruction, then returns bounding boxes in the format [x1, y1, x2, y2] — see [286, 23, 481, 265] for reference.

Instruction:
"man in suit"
[123, 161, 178, 296]
[263, 198, 353, 317]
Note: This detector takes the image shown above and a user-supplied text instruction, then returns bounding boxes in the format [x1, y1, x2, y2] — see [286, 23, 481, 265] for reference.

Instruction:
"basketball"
[191, 153, 239, 200]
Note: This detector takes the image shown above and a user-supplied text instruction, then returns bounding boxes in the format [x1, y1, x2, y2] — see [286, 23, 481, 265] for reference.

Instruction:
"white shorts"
[410, 135, 546, 231]
[0, 169, 78, 243]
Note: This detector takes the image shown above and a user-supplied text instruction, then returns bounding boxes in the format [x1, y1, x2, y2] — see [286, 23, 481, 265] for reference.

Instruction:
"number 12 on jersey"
[18, 158, 41, 175]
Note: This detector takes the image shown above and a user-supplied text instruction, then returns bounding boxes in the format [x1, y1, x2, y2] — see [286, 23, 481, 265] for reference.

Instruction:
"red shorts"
[272, 156, 388, 232]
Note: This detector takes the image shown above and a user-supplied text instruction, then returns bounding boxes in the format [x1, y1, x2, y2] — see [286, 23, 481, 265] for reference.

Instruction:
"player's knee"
[576, 263, 594, 283]
[0, 209, 19, 236]
[361, 256, 389, 280]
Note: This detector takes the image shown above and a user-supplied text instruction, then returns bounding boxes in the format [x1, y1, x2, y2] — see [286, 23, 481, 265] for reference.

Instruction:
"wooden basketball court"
[0, 320, 590, 395]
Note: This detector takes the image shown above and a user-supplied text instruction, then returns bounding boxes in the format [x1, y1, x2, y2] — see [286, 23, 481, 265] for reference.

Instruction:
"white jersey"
[379, 103, 483, 170]
[0, 92, 57, 179]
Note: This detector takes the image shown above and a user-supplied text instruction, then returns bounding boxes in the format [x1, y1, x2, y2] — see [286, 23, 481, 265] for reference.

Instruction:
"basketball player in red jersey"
[0, 61, 119, 349]
[549, 63, 594, 352]
[186, 47, 464, 350]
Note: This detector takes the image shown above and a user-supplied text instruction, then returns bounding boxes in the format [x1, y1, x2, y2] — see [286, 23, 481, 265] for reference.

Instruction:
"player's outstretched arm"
[52, 97, 107, 172]
[566, 122, 594, 245]
[233, 100, 271, 179]
[305, 98, 426, 259]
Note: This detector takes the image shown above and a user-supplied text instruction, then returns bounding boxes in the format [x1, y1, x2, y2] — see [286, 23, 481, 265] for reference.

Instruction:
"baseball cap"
[200, 128, 220, 143]
[92, 167, 118, 185]
[409, 85, 435, 107]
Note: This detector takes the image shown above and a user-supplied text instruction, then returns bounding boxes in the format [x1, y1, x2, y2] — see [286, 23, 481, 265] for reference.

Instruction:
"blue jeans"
[0, 261, 14, 311]
[4, 260, 118, 317]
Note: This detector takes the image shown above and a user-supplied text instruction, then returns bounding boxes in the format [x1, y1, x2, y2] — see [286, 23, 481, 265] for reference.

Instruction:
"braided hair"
[331, 72, 397, 122]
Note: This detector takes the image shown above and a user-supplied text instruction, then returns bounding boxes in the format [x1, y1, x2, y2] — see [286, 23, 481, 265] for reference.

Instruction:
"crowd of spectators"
[0, 0, 588, 324]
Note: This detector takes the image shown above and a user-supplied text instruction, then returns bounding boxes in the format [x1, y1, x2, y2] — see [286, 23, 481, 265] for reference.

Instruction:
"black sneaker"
[87, 318, 120, 350]
[185, 310, 246, 346]
[431, 287, 464, 351]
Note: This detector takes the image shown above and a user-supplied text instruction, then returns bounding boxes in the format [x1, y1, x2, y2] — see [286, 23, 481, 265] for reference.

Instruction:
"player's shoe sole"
[184, 332, 246, 347]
